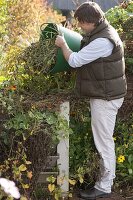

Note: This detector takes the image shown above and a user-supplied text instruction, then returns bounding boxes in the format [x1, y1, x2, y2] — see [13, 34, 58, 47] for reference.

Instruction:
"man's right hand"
[55, 35, 67, 48]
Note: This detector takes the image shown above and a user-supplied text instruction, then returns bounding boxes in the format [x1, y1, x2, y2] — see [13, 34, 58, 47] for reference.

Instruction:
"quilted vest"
[75, 20, 127, 100]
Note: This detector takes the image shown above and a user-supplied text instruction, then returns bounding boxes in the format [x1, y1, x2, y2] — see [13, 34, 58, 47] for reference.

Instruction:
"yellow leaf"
[19, 164, 27, 172]
[20, 196, 28, 200]
[79, 177, 84, 183]
[48, 184, 55, 193]
[68, 193, 73, 198]
[27, 171, 33, 179]
[54, 193, 59, 200]
[25, 161, 32, 165]
[22, 184, 29, 189]
[69, 179, 76, 185]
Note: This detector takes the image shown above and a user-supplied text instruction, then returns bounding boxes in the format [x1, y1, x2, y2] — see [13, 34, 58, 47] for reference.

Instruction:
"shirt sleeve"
[68, 38, 114, 68]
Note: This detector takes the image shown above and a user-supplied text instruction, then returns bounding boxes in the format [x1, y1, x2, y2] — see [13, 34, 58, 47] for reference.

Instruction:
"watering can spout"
[40, 23, 82, 74]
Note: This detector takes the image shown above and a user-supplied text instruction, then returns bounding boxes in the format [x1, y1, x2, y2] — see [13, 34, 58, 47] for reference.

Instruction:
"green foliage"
[125, 57, 133, 74]
[70, 112, 93, 171]
[106, 1, 133, 74]
[0, 0, 74, 96]
[0, 0, 65, 79]
[69, 99, 133, 190]
[105, 1, 133, 32]
[122, 17, 133, 40]
[0, 2, 71, 197]
[0, 0, 133, 198]
[0, 80, 72, 199]
[69, 101, 100, 188]
[114, 114, 133, 188]
[20, 38, 57, 74]
[106, 6, 128, 32]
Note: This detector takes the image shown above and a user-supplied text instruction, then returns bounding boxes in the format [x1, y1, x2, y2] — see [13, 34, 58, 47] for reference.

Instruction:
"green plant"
[0, 0, 74, 97]
[0, 79, 72, 199]
[69, 100, 133, 191]
[114, 114, 133, 189]
[0, 0, 66, 85]
[1, 0, 133, 199]
[106, 1, 133, 74]
[105, 1, 133, 32]
[0, 2, 73, 199]
[69, 100, 100, 188]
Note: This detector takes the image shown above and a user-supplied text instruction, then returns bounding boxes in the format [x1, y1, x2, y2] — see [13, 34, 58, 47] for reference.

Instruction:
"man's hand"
[55, 35, 66, 48]
[55, 35, 73, 61]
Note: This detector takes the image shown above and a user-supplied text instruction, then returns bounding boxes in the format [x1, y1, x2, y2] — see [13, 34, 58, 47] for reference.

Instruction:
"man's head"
[74, 2, 105, 33]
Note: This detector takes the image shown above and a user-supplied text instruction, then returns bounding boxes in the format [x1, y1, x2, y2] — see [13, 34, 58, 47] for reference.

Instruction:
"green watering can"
[40, 23, 82, 74]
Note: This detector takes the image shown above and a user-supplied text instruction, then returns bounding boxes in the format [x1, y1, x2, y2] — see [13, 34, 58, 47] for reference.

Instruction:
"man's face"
[78, 21, 95, 33]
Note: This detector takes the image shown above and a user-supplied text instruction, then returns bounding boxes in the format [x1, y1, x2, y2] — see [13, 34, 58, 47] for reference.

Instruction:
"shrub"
[1, 0, 65, 75]
[106, 1, 133, 74]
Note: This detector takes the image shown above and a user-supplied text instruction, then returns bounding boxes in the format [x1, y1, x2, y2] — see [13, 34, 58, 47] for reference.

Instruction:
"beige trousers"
[90, 98, 124, 193]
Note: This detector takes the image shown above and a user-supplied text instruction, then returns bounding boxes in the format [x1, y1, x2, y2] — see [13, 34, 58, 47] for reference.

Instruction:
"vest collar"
[90, 19, 109, 36]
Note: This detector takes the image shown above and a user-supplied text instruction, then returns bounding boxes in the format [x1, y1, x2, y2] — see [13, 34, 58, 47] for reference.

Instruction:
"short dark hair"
[74, 2, 105, 25]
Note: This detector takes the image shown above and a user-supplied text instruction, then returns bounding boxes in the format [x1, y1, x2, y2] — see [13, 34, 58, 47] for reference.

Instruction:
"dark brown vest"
[75, 20, 127, 100]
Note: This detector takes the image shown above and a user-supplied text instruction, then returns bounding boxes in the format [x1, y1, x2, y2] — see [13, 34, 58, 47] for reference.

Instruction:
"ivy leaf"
[20, 197, 28, 200]
[25, 161, 32, 165]
[46, 175, 56, 183]
[22, 184, 29, 189]
[78, 174, 84, 184]
[79, 177, 84, 183]
[54, 193, 59, 200]
[68, 193, 73, 198]
[68, 179, 76, 185]
[19, 164, 27, 172]
[48, 184, 55, 192]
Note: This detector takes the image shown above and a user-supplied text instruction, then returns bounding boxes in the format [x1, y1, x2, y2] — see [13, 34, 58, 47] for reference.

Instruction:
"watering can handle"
[40, 23, 52, 31]
[40, 23, 58, 32]
[40, 23, 62, 36]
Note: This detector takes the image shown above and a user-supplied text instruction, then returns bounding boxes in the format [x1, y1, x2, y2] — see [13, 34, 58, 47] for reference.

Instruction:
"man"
[55, 2, 127, 199]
